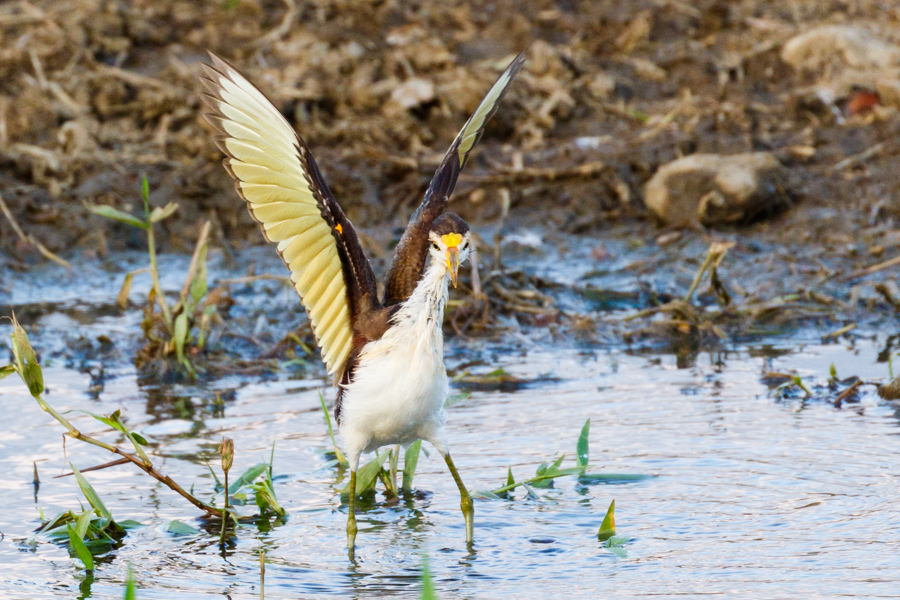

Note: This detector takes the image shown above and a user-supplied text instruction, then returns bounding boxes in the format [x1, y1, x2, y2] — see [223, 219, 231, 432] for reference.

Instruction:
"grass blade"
[71, 464, 111, 521]
[402, 440, 421, 492]
[576, 418, 590, 469]
[124, 565, 136, 600]
[228, 463, 268, 495]
[421, 555, 437, 600]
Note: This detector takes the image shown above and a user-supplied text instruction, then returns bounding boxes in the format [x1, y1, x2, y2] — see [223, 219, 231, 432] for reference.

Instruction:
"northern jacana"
[200, 52, 524, 551]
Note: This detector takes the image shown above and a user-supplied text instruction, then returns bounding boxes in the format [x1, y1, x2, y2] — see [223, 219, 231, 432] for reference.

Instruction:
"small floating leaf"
[164, 520, 200, 535]
[67, 524, 94, 570]
[578, 472, 654, 484]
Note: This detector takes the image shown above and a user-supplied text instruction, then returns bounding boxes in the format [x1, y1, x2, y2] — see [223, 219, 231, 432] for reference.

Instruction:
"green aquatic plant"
[4, 315, 286, 545]
[31, 465, 140, 570]
[421, 554, 438, 600]
[597, 499, 629, 558]
[478, 419, 653, 499]
[87, 176, 220, 374]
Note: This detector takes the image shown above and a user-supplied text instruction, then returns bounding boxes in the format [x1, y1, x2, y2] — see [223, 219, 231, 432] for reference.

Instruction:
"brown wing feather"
[382, 53, 525, 306]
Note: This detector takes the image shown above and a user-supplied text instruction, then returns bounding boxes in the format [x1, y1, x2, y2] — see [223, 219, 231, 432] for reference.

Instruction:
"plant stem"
[34, 393, 223, 518]
[146, 223, 173, 332]
[220, 469, 229, 544]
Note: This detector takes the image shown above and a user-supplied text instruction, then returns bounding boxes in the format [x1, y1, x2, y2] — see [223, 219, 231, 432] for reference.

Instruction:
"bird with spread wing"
[200, 52, 524, 552]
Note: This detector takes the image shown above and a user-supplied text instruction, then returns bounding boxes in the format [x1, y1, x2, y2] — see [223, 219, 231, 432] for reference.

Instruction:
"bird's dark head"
[428, 213, 471, 288]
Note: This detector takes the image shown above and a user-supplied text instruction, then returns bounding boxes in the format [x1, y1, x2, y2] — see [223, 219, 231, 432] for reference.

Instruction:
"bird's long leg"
[442, 452, 474, 545]
[347, 469, 358, 553]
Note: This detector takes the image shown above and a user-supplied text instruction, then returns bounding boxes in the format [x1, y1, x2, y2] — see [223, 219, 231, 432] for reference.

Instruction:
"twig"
[179, 221, 212, 300]
[0, 191, 70, 266]
[843, 254, 900, 281]
[248, 0, 297, 48]
[54, 457, 131, 478]
[462, 161, 607, 185]
[833, 380, 863, 406]
[829, 141, 887, 172]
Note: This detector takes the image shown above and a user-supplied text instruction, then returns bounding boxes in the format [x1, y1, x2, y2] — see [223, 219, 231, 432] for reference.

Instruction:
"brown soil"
[1, 0, 900, 278]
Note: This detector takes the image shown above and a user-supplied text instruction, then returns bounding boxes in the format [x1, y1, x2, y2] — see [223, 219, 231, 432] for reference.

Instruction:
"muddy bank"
[1, 0, 900, 265]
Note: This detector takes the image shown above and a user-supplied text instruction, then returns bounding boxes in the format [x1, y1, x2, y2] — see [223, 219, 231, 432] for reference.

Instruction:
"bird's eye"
[432, 242, 440, 250]
[461, 241, 468, 249]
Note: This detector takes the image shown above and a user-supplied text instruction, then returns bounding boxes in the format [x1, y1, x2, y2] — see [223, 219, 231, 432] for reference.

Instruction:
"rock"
[643, 153, 787, 227]
[781, 26, 900, 72]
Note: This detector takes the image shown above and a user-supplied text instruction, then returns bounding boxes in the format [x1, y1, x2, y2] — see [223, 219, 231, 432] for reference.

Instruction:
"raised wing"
[200, 53, 379, 377]
[383, 53, 525, 306]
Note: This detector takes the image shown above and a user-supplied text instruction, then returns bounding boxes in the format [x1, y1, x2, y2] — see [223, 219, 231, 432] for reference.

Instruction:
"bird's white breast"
[339, 262, 451, 466]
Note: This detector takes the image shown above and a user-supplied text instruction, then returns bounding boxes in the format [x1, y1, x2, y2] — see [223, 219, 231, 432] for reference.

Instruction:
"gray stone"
[643, 152, 787, 227]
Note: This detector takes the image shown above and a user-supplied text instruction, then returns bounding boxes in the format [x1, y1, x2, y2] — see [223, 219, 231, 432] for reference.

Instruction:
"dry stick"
[833, 380, 863, 406]
[829, 141, 887, 172]
[260, 551, 266, 600]
[843, 254, 900, 281]
[32, 393, 224, 518]
[249, 0, 298, 48]
[0, 192, 70, 267]
[179, 221, 213, 300]
[463, 160, 607, 185]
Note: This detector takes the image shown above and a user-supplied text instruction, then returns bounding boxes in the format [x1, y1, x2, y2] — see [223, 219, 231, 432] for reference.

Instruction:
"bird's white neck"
[394, 257, 450, 333]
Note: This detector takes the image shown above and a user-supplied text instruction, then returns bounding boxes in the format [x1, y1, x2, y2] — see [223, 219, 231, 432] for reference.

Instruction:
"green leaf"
[174, 311, 189, 364]
[67, 524, 94, 570]
[0, 364, 16, 380]
[189, 243, 209, 305]
[124, 565, 136, 600]
[472, 490, 504, 500]
[578, 472, 655, 484]
[444, 392, 471, 407]
[228, 462, 268, 495]
[148, 202, 179, 224]
[164, 520, 200, 535]
[506, 466, 515, 488]
[11, 317, 43, 396]
[251, 477, 286, 517]
[319, 392, 347, 466]
[402, 440, 421, 492]
[576, 418, 590, 469]
[75, 509, 93, 539]
[606, 543, 627, 558]
[118, 520, 143, 530]
[598, 499, 616, 542]
[71, 464, 111, 521]
[421, 555, 437, 600]
[86, 204, 148, 230]
[342, 449, 391, 498]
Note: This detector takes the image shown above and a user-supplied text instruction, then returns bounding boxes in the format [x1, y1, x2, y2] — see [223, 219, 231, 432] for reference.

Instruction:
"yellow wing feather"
[202, 57, 354, 376]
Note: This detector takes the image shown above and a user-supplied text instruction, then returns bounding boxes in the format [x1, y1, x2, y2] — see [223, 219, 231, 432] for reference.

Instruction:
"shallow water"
[1, 247, 899, 599]
[1, 329, 898, 599]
